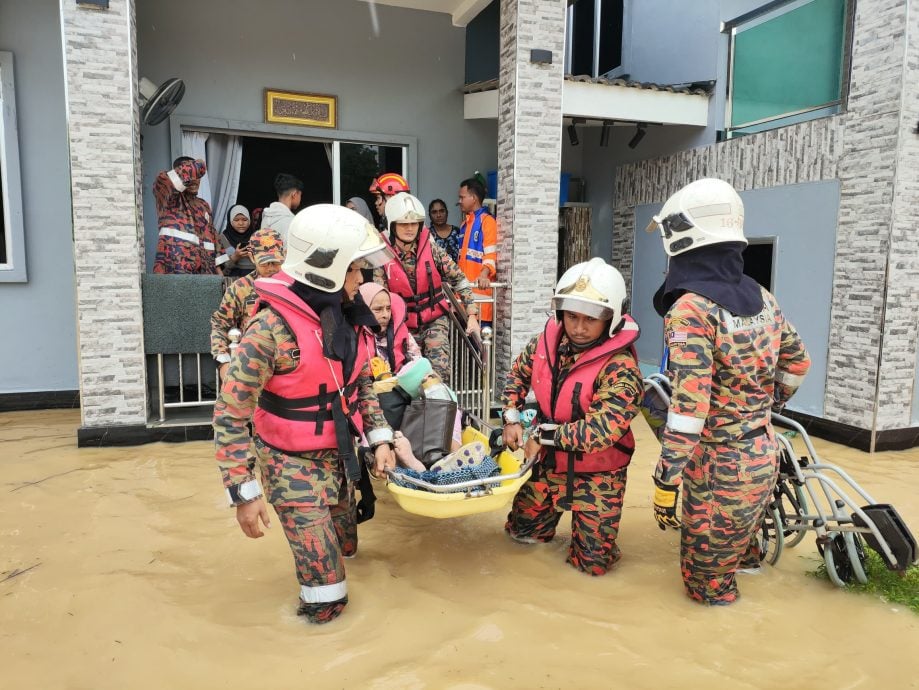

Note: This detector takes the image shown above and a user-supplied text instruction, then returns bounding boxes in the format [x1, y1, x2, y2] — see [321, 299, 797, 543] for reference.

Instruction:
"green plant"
[812, 550, 919, 614]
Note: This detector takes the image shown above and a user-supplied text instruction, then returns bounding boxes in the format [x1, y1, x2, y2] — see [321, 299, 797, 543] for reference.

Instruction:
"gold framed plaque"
[264, 89, 337, 128]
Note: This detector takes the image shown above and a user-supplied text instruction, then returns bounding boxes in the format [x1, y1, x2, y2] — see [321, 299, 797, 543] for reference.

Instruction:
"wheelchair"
[642, 373, 917, 588]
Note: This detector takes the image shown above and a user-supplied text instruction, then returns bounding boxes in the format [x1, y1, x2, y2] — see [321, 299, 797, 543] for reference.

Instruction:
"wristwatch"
[502, 408, 521, 425]
[226, 479, 262, 507]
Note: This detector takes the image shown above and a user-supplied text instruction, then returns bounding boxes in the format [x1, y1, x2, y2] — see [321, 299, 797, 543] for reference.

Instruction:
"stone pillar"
[496, 0, 567, 373]
[61, 0, 148, 430]
[871, 0, 919, 437]
[825, 0, 916, 441]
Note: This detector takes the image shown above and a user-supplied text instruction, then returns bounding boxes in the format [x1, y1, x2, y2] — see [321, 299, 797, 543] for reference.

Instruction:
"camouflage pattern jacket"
[210, 272, 257, 362]
[152, 161, 223, 274]
[655, 288, 811, 484]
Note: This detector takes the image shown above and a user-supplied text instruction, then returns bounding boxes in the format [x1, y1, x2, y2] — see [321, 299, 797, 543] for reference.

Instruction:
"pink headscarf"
[358, 282, 388, 308]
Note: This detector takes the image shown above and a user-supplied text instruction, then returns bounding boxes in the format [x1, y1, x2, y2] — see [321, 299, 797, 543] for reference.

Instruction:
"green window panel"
[731, 0, 847, 129]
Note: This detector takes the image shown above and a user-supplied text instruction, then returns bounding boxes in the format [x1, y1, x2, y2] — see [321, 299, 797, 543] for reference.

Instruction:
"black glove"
[356, 461, 377, 524]
[652, 477, 681, 531]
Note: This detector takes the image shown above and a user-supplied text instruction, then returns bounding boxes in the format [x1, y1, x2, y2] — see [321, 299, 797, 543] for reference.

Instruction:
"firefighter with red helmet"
[369, 172, 410, 232]
[501, 258, 644, 575]
[214, 205, 396, 624]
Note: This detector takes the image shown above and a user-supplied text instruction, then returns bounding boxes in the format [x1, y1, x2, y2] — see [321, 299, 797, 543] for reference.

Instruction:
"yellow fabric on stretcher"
[386, 426, 531, 519]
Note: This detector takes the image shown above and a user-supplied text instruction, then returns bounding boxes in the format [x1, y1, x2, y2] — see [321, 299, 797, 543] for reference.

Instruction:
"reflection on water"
[2, 409, 918, 689]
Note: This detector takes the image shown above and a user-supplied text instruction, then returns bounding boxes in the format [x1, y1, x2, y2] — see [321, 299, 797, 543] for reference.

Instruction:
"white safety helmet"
[385, 192, 426, 227]
[646, 178, 745, 257]
[551, 258, 628, 336]
[283, 204, 394, 292]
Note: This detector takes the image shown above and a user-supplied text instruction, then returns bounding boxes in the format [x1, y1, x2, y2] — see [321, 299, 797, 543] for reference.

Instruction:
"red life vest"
[252, 271, 370, 454]
[383, 227, 450, 330]
[531, 315, 640, 474]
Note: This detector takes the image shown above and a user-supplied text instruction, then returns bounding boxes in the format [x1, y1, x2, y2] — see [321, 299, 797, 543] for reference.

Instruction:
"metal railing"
[146, 282, 505, 427]
[444, 282, 505, 421]
[152, 352, 220, 423]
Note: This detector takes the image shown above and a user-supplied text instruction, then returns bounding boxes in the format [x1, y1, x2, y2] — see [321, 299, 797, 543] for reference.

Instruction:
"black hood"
[653, 242, 764, 318]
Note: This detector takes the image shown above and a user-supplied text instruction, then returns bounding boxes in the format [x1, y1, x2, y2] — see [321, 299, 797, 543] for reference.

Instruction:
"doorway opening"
[236, 136, 331, 220]
[233, 137, 405, 228]
[742, 238, 775, 291]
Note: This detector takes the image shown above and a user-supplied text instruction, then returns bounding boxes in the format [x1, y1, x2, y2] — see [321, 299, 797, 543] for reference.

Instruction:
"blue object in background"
[559, 172, 571, 205]
[486, 170, 497, 200]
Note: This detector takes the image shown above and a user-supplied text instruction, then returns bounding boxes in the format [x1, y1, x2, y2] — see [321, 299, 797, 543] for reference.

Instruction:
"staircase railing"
[443, 282, 505, 421]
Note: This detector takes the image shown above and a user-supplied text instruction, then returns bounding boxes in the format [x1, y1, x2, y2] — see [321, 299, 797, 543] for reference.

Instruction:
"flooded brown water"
[2, 409, 919, 689]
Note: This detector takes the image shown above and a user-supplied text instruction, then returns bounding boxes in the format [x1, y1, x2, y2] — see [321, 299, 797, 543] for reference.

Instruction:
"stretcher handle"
[385, 456, 536, 494]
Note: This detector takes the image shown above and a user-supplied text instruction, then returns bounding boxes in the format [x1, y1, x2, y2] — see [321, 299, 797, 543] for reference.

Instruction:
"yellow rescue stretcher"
[385, 426, 534, 519]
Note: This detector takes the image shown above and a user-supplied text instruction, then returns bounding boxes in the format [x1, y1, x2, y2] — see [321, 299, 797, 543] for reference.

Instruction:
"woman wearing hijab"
[347, 197, 377, 282]
[219, 204, 257, 278]
[213, 205, 396, 625]
[647, 178, 810, 606]
[346, 196, 374, 225]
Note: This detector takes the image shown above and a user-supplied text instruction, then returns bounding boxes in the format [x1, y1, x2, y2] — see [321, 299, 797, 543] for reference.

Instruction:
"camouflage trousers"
[680, 431, 778, 605]
[505, 464, 629, 576]
[411, 315, 451, 383]
[255, 440, 358, 624]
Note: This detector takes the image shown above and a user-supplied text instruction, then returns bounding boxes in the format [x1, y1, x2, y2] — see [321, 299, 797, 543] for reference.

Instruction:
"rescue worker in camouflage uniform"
[210, 228, 285, 380]
[376, 192, 481, 382]
[213, 205, 397, 624]
[153, 157, 225, 274]
[647, 178, 811, 605]
[502, 258, 644, 575]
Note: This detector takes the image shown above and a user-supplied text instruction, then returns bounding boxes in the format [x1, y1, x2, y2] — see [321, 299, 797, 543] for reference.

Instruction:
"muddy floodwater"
[2, 409, 919, 689]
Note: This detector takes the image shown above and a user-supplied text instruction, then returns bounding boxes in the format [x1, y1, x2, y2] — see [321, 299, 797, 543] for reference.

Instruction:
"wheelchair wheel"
[843, 532, 869, 585]
[820, 534, 854, 587]
[777, 482, 809, 548]
[758, 504, 784, 565]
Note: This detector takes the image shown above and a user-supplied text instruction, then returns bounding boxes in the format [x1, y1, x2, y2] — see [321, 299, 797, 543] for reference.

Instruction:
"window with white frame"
[0, 51, 26, 282]
[726, 0, 850, 138]
[565, 0, 625, 78]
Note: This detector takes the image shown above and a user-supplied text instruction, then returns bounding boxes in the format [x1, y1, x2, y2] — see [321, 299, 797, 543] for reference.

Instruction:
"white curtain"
[181, 130, 243, 230]
[205, 134, 243, 231]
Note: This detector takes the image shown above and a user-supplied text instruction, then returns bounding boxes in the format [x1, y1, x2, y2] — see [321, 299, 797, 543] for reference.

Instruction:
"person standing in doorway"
[429, 198, 463, 263]
[647, 178, 811, 606]
[457, 178, 497, 324]
[214, 205, 396, 625]
[152, 157, 224, 274]
[219, 205, 256, 278]
[260, 173, 303, 244]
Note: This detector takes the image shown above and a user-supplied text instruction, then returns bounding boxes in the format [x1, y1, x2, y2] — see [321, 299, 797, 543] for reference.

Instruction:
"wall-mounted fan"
[139, 77, 185, 126]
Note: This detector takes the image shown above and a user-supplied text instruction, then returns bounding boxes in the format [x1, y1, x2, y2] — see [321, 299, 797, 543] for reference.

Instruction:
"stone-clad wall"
[496, 0, 567, 372]
[875, 2, 919, 429]
[62, 0, 148, 427]
[612, 0, 916, 433]
[611, 116, 844, 285]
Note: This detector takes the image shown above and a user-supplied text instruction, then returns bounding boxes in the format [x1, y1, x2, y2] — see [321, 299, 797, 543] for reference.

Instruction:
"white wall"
[0, 0, 78, 394]
[137, 0, 496, 261]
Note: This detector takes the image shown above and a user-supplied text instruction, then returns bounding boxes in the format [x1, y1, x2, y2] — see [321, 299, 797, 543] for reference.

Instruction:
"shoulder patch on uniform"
[666, 315, 692, 346]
